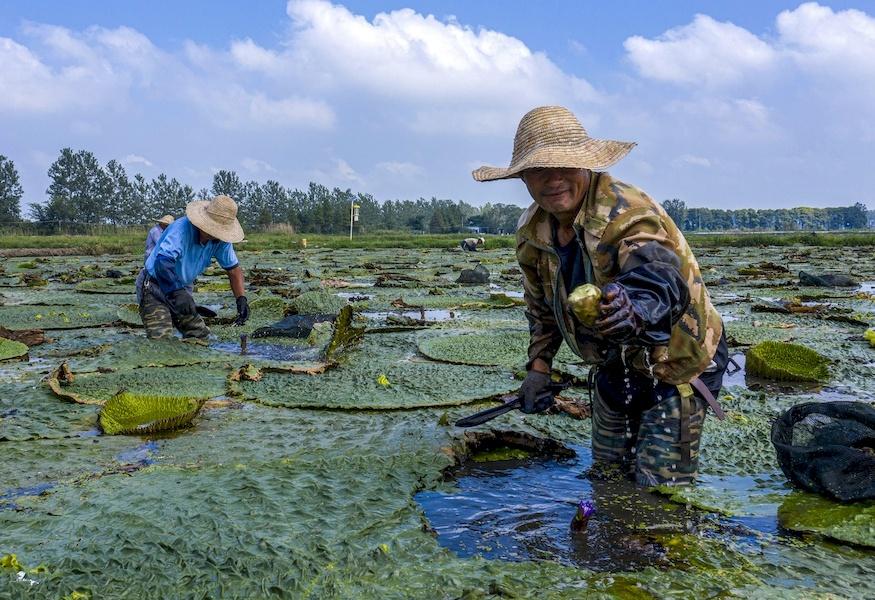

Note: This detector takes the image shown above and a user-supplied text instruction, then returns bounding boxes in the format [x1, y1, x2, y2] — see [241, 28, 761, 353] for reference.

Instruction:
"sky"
[2, 0, 875, 213]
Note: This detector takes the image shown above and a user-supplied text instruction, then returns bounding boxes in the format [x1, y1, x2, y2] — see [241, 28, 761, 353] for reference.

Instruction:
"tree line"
[661, 199, 870, 232]
[0, 150, 522, 235]
[0, 151, 871, 234]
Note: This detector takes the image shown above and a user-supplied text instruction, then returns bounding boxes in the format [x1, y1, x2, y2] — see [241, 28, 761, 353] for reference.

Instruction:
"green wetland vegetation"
[2, 230, 875, 256]
[1, 240, 874, 598]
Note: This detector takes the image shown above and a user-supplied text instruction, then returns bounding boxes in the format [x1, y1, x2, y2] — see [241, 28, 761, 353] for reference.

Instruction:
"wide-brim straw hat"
[157, 215, 174, 226]
[185, 195, 245, 243]
[472, 106, 636, 182]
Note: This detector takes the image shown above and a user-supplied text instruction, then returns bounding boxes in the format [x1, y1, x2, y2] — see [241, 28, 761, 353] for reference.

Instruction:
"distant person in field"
[135, 215, 174, 303]
[460, 236, 485, 251]
[473, 106, 728, 486]
[146, 215, 174, 260]
[140, 195, 250, 339]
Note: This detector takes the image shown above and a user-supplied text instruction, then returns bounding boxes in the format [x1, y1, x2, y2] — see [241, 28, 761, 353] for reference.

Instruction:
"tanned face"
[521, 167, 590, 224]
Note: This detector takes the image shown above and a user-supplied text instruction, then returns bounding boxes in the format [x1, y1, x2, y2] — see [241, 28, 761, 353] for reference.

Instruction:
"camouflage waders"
[592, 384, 706, 486]
[139, 278, 210, 340]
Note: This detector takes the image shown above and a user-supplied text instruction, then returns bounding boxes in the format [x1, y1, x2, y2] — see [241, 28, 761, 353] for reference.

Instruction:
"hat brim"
[186, 201, 245, 243]
[472, 138, 636, 182]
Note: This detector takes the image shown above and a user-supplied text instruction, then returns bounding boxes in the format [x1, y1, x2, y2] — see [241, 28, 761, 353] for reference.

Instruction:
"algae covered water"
[1, 246, 875, 598]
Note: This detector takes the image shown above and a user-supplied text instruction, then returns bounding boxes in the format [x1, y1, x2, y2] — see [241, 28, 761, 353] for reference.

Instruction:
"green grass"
[1, 230, 873, 255]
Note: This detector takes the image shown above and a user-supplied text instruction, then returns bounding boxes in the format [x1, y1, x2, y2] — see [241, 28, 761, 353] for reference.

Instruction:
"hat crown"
[511, 106, 589, 164]
[206, 195, 238, 224]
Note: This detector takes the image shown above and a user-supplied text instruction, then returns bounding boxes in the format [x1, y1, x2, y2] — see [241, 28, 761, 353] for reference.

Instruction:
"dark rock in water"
[457, 264, 490, 284]
[105, 269, 125, 279]
[799, 270, 858, 287]
[252, 313, 336, 339]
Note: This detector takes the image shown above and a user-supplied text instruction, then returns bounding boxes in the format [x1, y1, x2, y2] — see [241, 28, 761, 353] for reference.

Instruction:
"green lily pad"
[98, 391, 206, 435]
[865, 329, 875, 348]
[778, 493, 875, 547]
[0, 336, 28, 361]
[745, 341, 829, 382]
[117, 303, 142, 326]
[291, 289, 348, 315]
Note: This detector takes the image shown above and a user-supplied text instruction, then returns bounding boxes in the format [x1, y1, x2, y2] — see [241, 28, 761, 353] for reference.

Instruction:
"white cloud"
[124, 154, 153, 167]
[277, 0, 598, 130]
[624, 14, 777, 87]
[241, 157, 276, 174]
[377, 161, 425, 177]
[777, 2, 875, 75]
[335, 159, 363, 184]
[183, 85, 335, 130]
[673, 154, 712, 168]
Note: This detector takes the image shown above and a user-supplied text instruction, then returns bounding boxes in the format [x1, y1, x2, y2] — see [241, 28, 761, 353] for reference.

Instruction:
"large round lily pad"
[0, 337, 28, 361]
[745, 341, 829, 382]
[99, 391, 206, 435]
[417, 329, 583, 369]
[778, 493, 875, 547]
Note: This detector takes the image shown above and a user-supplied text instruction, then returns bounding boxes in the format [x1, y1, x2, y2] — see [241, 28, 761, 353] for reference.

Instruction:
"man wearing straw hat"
[135, 214, 175, 303]
[140, 195, 250, 340]
[474, 106, 728, 486]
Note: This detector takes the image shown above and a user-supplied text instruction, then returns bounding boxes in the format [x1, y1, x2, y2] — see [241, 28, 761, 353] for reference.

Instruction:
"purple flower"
[570, 499, 595, 532]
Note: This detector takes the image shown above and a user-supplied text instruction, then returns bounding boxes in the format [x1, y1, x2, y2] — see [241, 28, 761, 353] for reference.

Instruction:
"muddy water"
[418, 445, 689, 571]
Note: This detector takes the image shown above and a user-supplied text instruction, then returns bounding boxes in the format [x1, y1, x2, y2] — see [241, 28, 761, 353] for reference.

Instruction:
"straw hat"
[472, 106, 636, 182]
[157, 215, 174, 226]
[185, 195, 245, 243]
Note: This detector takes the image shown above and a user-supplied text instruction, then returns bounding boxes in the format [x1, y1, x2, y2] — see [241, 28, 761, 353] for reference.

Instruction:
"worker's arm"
[594, 206, 689, 345]
[227, 265, 245, 298]
[226, 265, 249, 325]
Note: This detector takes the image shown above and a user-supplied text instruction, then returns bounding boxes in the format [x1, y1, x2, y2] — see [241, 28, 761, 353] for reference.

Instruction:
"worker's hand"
[234, 295, 250, 326]
[594, 283, 641, 342]
[168, 289, 197, 317]
[518, 370, 552, 414]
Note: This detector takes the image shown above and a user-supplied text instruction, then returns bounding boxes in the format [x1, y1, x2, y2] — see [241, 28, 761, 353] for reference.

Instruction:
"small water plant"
[778, 492, 875, 548]
[745, 341, 829, 382]
[98, 391, 206, 435]
[0, 337, 28, 361]
[865, 329, 875, 348]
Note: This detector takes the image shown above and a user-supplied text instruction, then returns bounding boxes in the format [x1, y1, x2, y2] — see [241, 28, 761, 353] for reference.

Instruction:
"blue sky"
[2, 1, 874, 212]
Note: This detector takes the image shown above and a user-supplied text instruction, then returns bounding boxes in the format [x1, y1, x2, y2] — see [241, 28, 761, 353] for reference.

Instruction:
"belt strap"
[690, 377, 726, 421]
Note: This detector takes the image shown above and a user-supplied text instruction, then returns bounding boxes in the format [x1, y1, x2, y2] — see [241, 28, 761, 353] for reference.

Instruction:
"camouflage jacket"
[516, 172, 723, 385]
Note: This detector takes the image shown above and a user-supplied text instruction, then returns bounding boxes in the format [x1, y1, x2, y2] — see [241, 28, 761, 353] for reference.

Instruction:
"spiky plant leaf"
[99, 392, 206, 435]
[745, 341, 829, 382]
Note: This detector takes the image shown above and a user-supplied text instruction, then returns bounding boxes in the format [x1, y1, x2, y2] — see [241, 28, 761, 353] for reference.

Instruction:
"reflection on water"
[416, 445, 696, 571]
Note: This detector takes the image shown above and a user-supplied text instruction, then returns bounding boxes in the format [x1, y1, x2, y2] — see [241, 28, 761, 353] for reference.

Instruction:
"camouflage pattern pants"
[591, 386, 706, 486]
[139, 281, 210, 340]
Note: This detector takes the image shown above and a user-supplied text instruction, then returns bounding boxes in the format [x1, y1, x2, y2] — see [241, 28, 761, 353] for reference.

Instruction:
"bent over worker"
[140, 195, 250, 339]
[473, 106, 728, 486]
[460, 237, 485, 252]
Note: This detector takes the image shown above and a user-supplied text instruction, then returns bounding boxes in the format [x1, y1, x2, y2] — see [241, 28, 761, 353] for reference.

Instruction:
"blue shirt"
[144, 224, 164, 263]
[145, 217, 239, 292]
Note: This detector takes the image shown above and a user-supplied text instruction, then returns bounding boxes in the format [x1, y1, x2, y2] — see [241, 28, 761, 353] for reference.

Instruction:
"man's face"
[521, 167, 589, 219]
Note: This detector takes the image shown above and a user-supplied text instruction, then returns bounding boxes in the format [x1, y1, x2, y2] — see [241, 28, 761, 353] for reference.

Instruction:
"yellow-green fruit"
[568, 284, 602, 326]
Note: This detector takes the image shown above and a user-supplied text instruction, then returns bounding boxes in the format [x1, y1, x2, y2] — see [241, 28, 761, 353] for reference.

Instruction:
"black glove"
[234, 295, 250, 326]
[167, 289, 197, 316]
[594, 283, 642, 343]
[518, 370, 553, 414]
